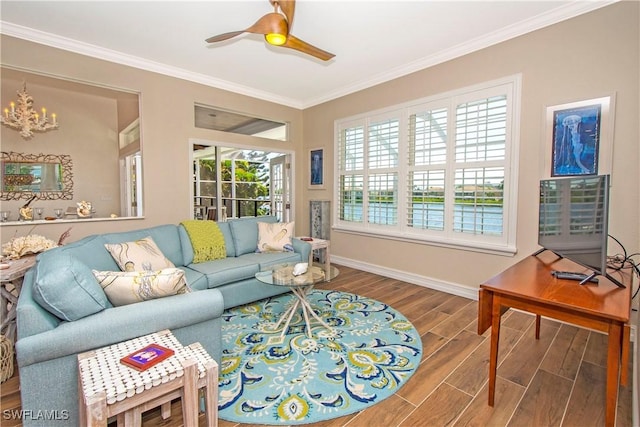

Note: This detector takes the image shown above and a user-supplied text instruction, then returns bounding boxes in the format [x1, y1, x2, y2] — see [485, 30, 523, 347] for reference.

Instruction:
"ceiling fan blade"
[282, 34, 335, 61]
[272, 0, 295, 28]
[206, 31, 245, 43]
[206, 13, 286, 43]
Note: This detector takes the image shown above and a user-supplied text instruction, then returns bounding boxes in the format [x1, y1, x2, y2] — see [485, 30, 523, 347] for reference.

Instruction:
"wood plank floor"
[0, 265, 633, 426]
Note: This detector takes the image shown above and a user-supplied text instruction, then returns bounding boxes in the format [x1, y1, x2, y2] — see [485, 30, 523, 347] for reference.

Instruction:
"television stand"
[478, 254, 632, 427]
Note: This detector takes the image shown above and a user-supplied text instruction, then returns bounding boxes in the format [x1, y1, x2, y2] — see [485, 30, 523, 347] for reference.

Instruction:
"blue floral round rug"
[218, 289, 422, 425]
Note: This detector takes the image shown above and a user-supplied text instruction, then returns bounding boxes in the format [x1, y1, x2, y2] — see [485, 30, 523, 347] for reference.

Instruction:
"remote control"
[551, 270, 598, 283]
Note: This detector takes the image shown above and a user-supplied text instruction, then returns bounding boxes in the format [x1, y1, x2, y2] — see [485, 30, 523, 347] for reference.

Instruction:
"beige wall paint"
[0, 35, 304, 242]
[301, 2, 639, 290]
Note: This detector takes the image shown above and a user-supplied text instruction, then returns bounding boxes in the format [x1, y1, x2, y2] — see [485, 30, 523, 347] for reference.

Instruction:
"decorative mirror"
[1, 151, 73, 200]
[1, 67, 142, 219]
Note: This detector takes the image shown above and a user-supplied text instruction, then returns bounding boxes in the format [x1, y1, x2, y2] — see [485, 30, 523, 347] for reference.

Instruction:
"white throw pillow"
[104, 236, 174, 272]
[93, 268, 189, 306]
[257, 221, 295, 252]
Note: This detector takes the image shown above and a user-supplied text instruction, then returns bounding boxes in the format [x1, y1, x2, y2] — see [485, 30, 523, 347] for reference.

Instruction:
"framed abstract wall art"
[544, 95, 615, 178]
[309, 148, 324, 189]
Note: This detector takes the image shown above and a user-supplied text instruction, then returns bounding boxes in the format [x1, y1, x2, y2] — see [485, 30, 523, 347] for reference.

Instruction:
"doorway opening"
[192, 142, 293, 222]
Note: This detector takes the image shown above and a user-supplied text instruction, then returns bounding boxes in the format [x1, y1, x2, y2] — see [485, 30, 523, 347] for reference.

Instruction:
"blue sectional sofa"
[15, 215, 310, 426]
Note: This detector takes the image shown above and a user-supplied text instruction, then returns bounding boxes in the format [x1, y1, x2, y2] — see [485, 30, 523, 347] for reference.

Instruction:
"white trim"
[331, 254, 479, 301]
[0, 1, 617, 109]
[188, 138, 296, 221]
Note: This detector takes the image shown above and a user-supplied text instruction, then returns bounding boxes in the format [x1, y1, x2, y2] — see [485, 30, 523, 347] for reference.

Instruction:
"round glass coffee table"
[255, 263, 339, 338]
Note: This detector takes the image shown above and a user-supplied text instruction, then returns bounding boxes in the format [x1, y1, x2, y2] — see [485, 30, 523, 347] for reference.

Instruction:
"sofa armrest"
[292, 238, 311, 262]
[17, 270, 61, 339]
[16, 288, 224, 368]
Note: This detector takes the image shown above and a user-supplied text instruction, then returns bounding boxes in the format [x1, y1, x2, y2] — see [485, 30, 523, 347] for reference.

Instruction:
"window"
[335, 76, 521, 254]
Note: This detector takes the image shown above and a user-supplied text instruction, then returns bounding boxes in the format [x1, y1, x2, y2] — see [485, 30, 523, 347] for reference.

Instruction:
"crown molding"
[1, 0, 618, 110]
[301, 0, 619, 108]
[0, 21, 304, 109]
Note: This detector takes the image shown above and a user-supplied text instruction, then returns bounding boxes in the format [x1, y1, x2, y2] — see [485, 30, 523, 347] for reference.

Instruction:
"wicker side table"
[78, 330, 218, 427]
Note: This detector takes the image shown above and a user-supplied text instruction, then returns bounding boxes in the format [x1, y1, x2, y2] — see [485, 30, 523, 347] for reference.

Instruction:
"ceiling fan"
[205, 0, 335, 61]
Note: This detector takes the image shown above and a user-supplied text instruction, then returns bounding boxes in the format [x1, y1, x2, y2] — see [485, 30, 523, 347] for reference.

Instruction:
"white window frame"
[334, 75, 521, 256]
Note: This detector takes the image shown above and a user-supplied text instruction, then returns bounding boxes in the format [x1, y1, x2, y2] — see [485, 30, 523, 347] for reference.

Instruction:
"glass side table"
[255, 263, 339, 338]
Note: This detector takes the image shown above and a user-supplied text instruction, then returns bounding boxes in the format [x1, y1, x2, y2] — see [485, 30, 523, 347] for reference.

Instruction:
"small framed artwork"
[309, 148, 324, 189]
[544, 95, 615, 178]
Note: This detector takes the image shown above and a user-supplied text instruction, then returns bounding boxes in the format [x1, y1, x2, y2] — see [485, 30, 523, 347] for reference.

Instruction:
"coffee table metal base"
[271, 286, 333, 338]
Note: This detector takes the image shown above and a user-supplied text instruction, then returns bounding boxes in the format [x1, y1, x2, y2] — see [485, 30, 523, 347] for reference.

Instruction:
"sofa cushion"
[32, 251, 111, 321]
[187, 257, 260, 288]
[105, 236, 175, 272]
[240, 251, 303, 270]
[179, 266, 208, 291]
[102, 225, 185, 267]
[229, 216, 278, 256]
[257, 221, 294, 252]
[49, 234, 120, 271]
[93, 268, 189, 306]
[216, 221, 236, 257]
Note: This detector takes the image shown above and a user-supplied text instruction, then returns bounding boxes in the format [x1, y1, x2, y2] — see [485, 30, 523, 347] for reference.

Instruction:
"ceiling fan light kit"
[265, 33, 286, 46]
[206, 0, 334, 61]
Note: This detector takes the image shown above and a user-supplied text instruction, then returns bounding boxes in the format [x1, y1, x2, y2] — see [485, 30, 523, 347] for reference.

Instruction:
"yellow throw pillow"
[104, 236, 174, 272]
[93, 268, 189, 306]
[257, 221, 294, 252]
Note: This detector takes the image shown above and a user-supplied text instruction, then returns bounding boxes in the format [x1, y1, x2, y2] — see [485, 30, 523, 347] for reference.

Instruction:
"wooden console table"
[0, 255, 36, 343]
[478, 252, 631, 427]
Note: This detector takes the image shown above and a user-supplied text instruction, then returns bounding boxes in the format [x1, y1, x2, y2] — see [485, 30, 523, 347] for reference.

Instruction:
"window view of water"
[341, 202, 503, 235]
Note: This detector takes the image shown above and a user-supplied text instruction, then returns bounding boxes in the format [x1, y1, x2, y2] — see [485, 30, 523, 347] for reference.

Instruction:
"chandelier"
[1, 82, 59, 139]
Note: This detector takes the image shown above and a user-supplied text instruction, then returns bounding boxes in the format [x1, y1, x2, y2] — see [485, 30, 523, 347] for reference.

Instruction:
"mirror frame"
[1, 151, 73, 201]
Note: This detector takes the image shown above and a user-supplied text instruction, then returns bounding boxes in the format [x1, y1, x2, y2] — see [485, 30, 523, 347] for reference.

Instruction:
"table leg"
[182, 359, 199, 427]
[296, 289, 333, 332]
[605, 322, 622, 427]
[83, 391, 108, 426]
[621, 324, 630, 387]
[293, 288, 314, 338]
[275, 298, 300, 337]
[203, 361, 219, 427]
[324, 245, 331, 281]
[535, 314, 541, 340]
[488, 294, 501, 407]
[0, 284, 19, 342]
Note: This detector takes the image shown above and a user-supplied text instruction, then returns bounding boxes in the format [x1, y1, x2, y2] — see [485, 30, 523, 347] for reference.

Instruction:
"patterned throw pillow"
[93, 268, 189, 306]
[104, 236, 174, 272]
[257, 221, 294, 252]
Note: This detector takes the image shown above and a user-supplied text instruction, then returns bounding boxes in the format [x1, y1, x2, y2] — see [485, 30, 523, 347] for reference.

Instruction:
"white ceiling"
[0, 0, 616, 109]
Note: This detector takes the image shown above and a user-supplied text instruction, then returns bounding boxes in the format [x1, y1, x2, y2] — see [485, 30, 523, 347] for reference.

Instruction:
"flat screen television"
[537, 174, 624, 288]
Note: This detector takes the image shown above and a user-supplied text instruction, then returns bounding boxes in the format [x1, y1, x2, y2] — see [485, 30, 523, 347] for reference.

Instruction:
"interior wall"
[301, 1, 639, 291]
[1, 75, 121, 218]
[0, 35, 304, 243]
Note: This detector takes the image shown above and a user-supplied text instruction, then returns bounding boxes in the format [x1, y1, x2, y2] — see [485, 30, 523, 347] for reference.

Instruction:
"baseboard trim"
[331, 255, 479, 301]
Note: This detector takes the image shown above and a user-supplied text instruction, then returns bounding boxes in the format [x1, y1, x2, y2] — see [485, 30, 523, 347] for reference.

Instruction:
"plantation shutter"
[407, 107, 448, 231]
[338, 122, 365, 223]
[453, 95, 507, 236]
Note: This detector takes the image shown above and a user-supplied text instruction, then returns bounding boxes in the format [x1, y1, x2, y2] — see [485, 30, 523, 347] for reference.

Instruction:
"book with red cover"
[120, 343, 175, 371]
